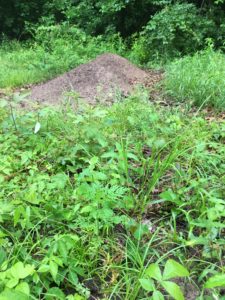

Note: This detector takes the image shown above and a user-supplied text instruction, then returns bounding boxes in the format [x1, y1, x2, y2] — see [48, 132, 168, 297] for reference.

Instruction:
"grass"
[0, 26, 125, 89]
[164, 48, 225, 110]
[0, 92, 224, 299]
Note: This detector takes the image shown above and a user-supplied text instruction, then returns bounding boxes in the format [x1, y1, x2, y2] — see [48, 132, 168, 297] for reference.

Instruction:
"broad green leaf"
[163, 259, 189, 280]
[89, 156, 99, 165]
[160, 190, 181, 205]
[68, 269, 78, 285]
[50, 173, 68, 189]
[161, 281, 184, 300]
[52, 255, 64, 267]
[0, 271, 6, 281]
[139, 278, 155, 291]
[58, 240, 68, 259]
[6, 277, 19, 288]
[45, 287, 65, 300]
[10, 262, 34, 279]
[0, 289, 29, 300]
[146, 263, 162, 281]
[204, 273, 225, 289]
[38, 264, 50, 273]
[50, 260, 58, 281]
[80, 206, 93, 214]
[153, 290, 165, 300]
[33, 272, 40, 284]
[15, 282, 30, 296]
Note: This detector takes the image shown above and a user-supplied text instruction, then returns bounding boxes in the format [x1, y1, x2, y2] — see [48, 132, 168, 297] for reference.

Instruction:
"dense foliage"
[0, 94, 224, 299]
[131, 3, 216, 62]
[1, 0, 225, 60]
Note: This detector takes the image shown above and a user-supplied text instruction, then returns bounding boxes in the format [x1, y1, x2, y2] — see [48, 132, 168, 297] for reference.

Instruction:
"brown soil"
[29, 53, 162, 105]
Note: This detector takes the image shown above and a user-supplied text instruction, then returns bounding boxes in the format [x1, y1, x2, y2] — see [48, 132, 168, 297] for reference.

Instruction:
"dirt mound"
[30, 53, 162, 105]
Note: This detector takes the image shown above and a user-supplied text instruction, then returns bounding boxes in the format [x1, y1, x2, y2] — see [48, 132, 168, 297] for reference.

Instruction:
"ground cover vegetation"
[0, 0, 225, 299]
[164, 48, 225, 109]
[0, 26, 125, 89]
[0, 94, 224, 299]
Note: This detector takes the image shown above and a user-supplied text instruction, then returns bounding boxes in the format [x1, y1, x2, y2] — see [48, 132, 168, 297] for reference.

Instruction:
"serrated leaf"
[34, 122, 41, 134]
[145, 263, 162, 281]
[139, 278, 155, 291]
[163, 259, 189, 280]
[204, 273, 225, 289]
[153, 290, 165, 300]
[161, 281, 184, 300]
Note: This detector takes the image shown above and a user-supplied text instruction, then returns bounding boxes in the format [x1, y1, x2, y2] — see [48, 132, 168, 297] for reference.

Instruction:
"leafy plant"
[139, 259, 189, 300]
[131, 3, 215, 63]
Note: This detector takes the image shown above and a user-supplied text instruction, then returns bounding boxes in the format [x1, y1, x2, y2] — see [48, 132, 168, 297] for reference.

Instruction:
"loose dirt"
[29, 53, 162, 105]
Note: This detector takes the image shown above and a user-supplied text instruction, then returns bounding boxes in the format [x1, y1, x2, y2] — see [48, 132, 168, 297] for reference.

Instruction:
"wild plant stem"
[9, 103, 17, 131]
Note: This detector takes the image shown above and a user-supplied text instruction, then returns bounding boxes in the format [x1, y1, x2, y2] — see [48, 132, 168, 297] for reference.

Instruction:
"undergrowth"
[0, 26, 125, 89]
[164, 48, 225, 110]
[0, 92, 224, 299]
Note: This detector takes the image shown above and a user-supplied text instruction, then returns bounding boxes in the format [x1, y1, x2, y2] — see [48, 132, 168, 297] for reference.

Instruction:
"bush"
[132, 3, 215, 63]
[164, 48, 225, 109]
